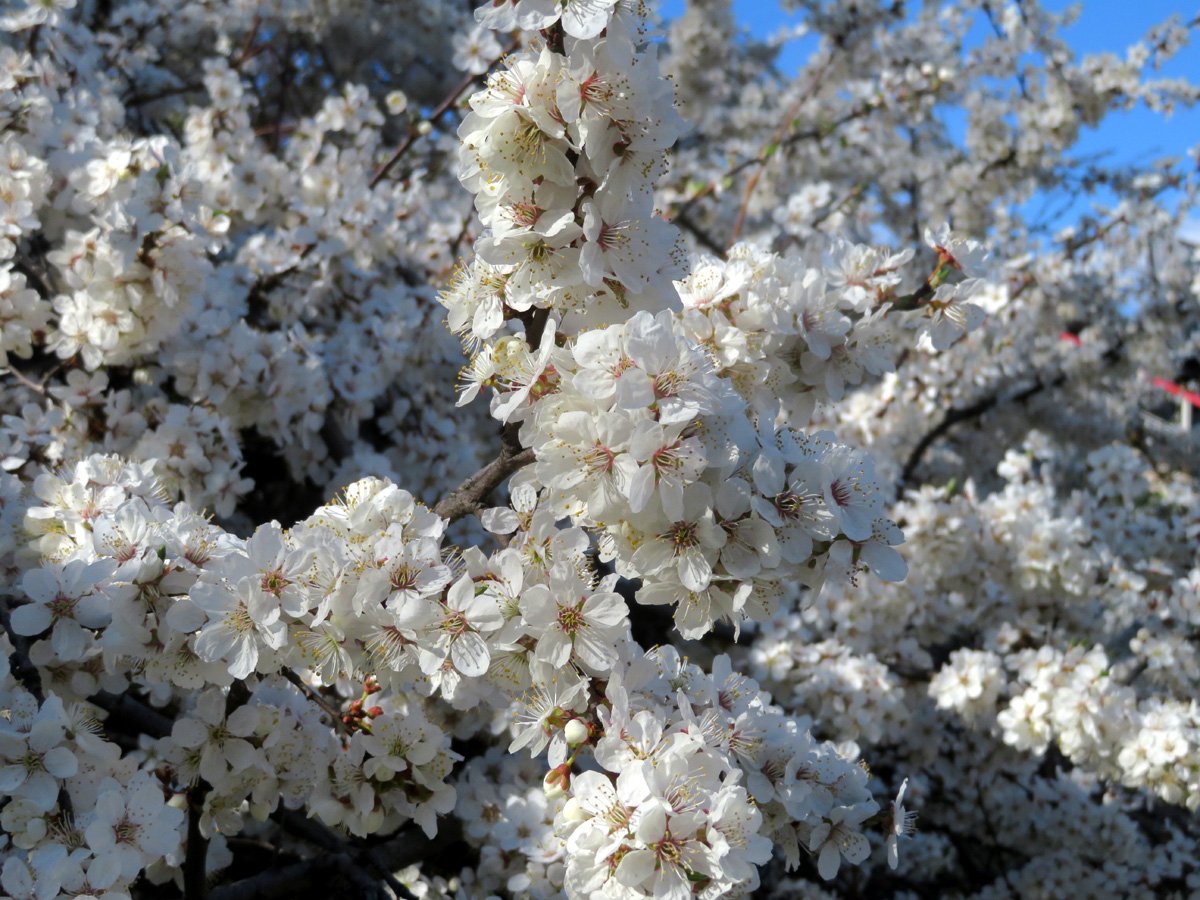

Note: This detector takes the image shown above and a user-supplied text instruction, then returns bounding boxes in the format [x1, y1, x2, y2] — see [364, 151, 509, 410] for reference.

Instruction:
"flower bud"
[561, 797, 587, 822]
[564, 718, 589, 747]
[543, 763, 571, 800]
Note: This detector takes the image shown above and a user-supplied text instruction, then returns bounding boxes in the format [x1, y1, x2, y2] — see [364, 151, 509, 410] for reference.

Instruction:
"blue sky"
[660, 0, 1200, 231]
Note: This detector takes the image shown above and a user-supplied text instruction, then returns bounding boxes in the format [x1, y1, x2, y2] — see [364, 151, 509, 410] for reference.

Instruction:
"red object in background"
[1151, 376, 1200, 409]
[1058, 331, 1083, 346]
[1059, 331, 1200, 409]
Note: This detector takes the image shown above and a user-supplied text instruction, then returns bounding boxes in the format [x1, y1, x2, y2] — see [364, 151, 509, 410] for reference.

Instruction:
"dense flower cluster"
[1, 0, 1198, 897]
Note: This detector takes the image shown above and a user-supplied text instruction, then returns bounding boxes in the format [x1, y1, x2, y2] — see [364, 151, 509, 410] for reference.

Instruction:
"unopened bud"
[543, 763, 571, 800]
[561, 797, 587, 822]
[564, 718, 589, 747]
[367, 706, 384, 718]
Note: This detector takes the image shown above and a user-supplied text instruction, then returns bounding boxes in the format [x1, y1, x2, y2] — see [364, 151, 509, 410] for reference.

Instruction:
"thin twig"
[433, 432, 535, 523]
[280, 668, 348, 732]
[3, 364, 47, 395]
[727, 53, 835, 247]
[369, 38, 519, 189]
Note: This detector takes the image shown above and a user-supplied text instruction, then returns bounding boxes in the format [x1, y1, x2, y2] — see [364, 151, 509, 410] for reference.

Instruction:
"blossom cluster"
[1, 0, 1198, 896]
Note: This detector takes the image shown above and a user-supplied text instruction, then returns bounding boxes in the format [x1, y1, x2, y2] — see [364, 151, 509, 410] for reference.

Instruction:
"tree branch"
[88, 690, 174, 738]
[208, 820, 461, 900]
[369, 38, 519, 190]
[433, 424, 535, 522]
[185, 786, 210, 900]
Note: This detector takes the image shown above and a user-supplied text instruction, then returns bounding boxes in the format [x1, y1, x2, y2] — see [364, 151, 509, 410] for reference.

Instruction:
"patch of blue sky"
[658, 1, 1200, 237]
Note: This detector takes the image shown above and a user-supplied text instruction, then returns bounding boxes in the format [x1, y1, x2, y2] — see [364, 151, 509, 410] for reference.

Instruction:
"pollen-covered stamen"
[583, 442, 616, 473]
[484, 67, 524, 106]
[604, 801, 632, 829]
[595, 219, 629, 251]
[114, 817, 141, 845]
[183, 540, 214, 567]
[761, 757, 787, 786]
[725, 720, 762, 760]
[225, 602, 255, 638]
[480, 270, 509, 294]
[104, 534, 137, 562]
[48, 593, 79, 621]
[653, 370, 683, 399]
[388, 563, 419, 592]
[652, 832, 688, 866]
[366, 625, 412, 668]
[830, 478, 859, 509]
[441, 610, 471, 637]
[516, 121, 548, 158]
[260, 568, 289, 595]
[610, 356, 636, 378]
[556, 601, 585, 636]
[891, 806, 919, 836]
[508, 201, 543, 228]
[661, 520, 698, 554]
[20, 751, 46, 774]
[774, 489, 817, 520]
[579, 73, 612, 110]
[651, 443, 685, 478]
[528, 239, 551, 263]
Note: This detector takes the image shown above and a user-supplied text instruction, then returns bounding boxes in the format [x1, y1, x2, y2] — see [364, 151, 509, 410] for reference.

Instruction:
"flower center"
[557, 604, 585, 636]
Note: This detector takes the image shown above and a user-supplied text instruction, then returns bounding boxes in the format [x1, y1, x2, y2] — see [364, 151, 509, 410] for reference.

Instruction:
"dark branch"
[370, 38, 519, 190]
[433, 423, 535, 522]
[209, 820, 461, 900]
